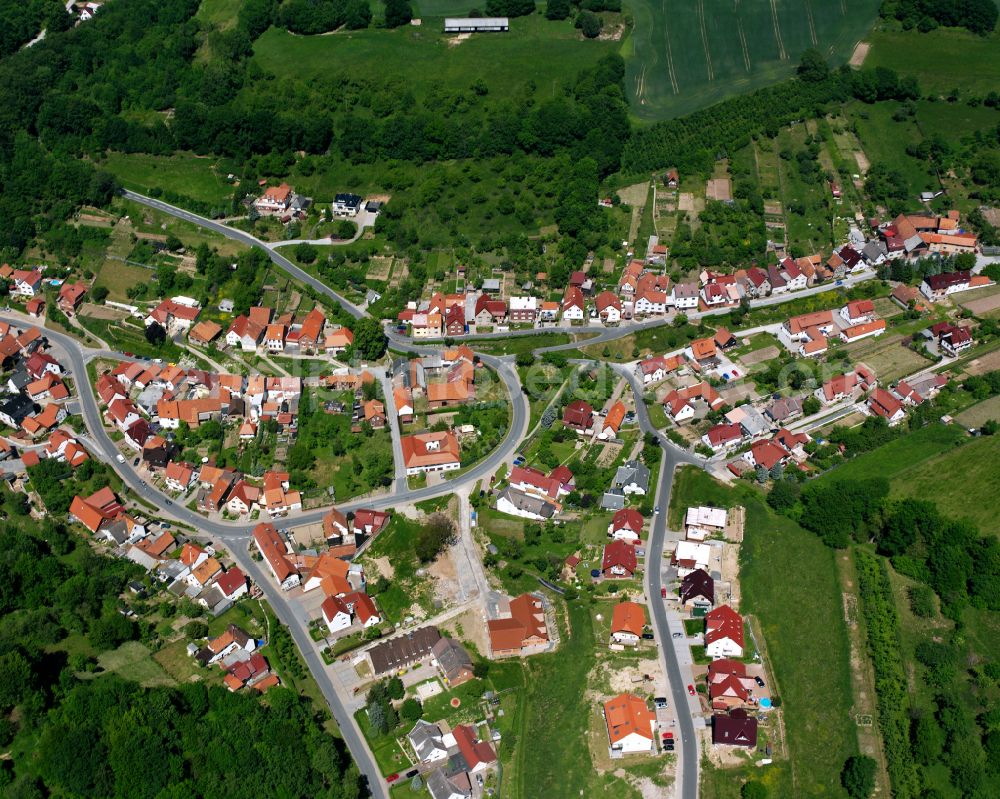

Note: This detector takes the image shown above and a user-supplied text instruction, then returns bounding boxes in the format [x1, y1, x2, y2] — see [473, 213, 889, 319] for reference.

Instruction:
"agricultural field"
[670, 469, 858, 799]
[252, 15, 616, 105]
[864, 25, 1000, 97]
[625, 0, 881, 122]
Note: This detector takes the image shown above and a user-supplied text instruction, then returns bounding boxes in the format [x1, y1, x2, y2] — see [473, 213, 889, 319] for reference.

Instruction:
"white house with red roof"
[561, 286, 585, 321]
[705, 605, 744, 659]
[867, 387, 906, 426]
[702, 423, 742, 452]
[596, 291, 622, 324]
[10, 269, 43, 297]
[604, 693, 656, 755]
[321, 595, 352, 633]
[608, 508, 644, 543]
[840, 299, 876, 326]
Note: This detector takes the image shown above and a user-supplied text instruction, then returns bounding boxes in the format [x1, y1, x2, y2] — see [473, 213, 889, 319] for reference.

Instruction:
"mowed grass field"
[625, 0, 881, 122]
[252, 15, 615, 103]
[101, 151, 235, 206]
[864, 25, 1000, 96]
[671, 468, 857, 799]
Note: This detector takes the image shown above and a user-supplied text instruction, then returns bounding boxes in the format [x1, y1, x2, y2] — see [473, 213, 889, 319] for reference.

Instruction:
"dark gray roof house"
[679, 568, 714, 607]
[368, 626, 442, 675]
[601, 486, 626, 511]
[613, 460, 650, 494]
[432, 637, 475, 686]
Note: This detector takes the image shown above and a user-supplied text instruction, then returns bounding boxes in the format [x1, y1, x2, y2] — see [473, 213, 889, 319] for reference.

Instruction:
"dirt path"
[849, 42, 870, 68]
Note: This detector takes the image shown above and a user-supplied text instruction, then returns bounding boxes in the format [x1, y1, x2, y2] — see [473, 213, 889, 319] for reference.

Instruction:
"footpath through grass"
[671, 468, 857, 799]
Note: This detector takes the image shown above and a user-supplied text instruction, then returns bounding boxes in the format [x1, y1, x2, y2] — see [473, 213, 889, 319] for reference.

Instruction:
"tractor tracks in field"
[696, 0, 714, 81]
[769, 0, 787, 60]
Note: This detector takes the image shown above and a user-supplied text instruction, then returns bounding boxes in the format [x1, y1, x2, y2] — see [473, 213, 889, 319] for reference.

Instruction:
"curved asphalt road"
[121, 191, 366, 321]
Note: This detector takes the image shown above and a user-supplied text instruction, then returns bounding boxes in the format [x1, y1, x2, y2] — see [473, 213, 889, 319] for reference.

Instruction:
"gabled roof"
[603, 401, 626, 434]
[680, 569, 714, 604]
[602, 540, 637, 573]
[611, 508, 644, 533]
[705, 604, 744, 648]
[453, 724, 497, 769]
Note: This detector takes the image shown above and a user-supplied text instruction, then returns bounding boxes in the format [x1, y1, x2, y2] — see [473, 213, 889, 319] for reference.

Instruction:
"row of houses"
[94, 362, 308, 516]
[224, 305, 354, 356]
[194, 624, 279, 693]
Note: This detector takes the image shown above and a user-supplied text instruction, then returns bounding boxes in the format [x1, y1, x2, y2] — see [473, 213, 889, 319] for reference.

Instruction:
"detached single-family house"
[563, 399, 594, 433]
[608, 508, 644, 543]
[604, 693, 656, 755]
[610, 601, 646, 646]
[602, 540, 637, 579]
[596, 291, 622, 324]
[705, 605, 744, 659]
[867, 387, 906, 426]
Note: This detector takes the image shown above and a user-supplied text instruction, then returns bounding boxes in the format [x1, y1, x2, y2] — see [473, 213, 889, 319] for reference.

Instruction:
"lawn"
[470, 333, 576, 356]
[114, 197, 248, 256]
[354, 708, 412, 776]
[92, 259, 154, 302]
[97, 641, 175, 687]
[864, 26, 1000, 97]
[625, 0, 881, 122]
[153, 638, 207, 683]
[955, 394, 1000, 429]
[838, 333, 934, 383]
[195, 0, 243, 29]
[583, 320, 707, 360]
[671, 468, 858, 798]
[881, 432, 1000, 538]
[821, 422, 968, 483]
[849, 101, 937, 200]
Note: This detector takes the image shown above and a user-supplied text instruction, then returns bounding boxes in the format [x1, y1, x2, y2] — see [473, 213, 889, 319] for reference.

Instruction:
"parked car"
[754, 676, 765, 687]
[672, 632, 683, 639]
[404, 770, 418, 779]
[654, 697, 668, 709]
[386, 774, 400, 784]
[662, 731, 673, 739]
[661, 587, 667, 599]
[687, 684, 695, 696]
[132, 457, 139, 466]
[641, 632, 654, 640]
